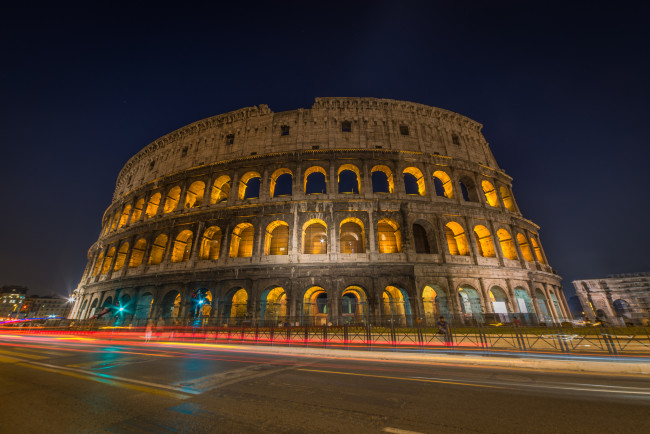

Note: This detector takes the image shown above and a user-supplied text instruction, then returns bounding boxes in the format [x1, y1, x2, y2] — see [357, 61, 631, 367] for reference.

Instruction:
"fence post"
[344, 323, 349, 349]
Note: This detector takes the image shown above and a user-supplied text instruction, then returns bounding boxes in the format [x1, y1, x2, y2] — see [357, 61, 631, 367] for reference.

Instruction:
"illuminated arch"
[101, 246, 115, 274]
[163, 186, 181, 213]
[261, 287, 287, 323]
[134, 292, 154, 320]
[403, 167, 426, 195]
[131, 197, 144, 222]
[303, 286, 328, 324]
[185, 181, 205, 209]
[210, 175, 231, 204]
[270, 168, 293, 198]
[171, 230, 193, 262]
[377, 218, 402, 253]
[473, 225, 496, 257]
[304, 166, 327, 194]
[161, 290, 181, 320]
[445, 222, 469, 256]
[199, 226, 222, 260]
[516, 233, 534, 262]
[535, 289, 551, 318]
[514, 287, 535, 315]
[191, 288, 212, 318]
[110, 213, 119, 232]
[239, 171, 261, 200]
[497, 228, 517, 260]
[118, 204, 131, 229]
[224, 288, 248, 322]
[302, 219, 328, 254]
[432, 170, 454, 198]
[458, 285, 483, 319]
[500, 186, 515, 212]
[489, 286, 510, 314]
[382, 286, 412, 325]
[229, 223, 254, 258]
[92, 251, 104, 276]
[145, 192, 161, 218]
[482, 180, 499, 207]
[78, 299, 88, 319]
[148, 234, 168, 265]
[371, 165, 394, 193]
[264, 220, 289, 255]
[341, 286, 368, 322]
[337, 164, 360, 194]
[340, 217, 365, 253]
[129, 238, 146, 268]
[459, 176, 478, 202]
[422, 285, 449, 321]
[113, 242, 129, 272]
[530, 236, 546, 263]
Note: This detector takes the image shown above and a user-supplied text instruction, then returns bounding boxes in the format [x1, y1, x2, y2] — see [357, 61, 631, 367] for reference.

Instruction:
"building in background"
[573, 272, 650, 326]
[0, 286, 29, 318]
[24, 295, 72, 319]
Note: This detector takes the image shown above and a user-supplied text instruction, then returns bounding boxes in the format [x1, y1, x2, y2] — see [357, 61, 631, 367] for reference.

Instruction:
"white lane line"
[382, 428, 424, 434]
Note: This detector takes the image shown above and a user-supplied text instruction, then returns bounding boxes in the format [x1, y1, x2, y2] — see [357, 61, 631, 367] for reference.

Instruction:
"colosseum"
[69, 97, 570, 327]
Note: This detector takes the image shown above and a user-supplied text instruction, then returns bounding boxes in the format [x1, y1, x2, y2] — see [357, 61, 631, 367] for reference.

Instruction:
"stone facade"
[69, 97, 568, 326]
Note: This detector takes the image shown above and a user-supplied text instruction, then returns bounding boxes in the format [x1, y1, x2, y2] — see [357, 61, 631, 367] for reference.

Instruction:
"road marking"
[297, 368, 504, 389]
[382, 428, 424, 434]
[0, 348, 48, 360]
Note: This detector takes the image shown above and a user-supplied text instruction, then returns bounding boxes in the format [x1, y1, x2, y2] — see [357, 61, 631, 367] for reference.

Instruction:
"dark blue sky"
[1, 2, 648, 301]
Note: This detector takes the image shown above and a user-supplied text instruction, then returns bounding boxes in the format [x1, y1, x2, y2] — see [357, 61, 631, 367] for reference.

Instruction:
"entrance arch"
[382, 286, 412, 326]
[341, 286, 368, 324]
[191, 289, 212, 318]
[134, 292, 154, 321]
[489, 287, 510, 321]
[160, 290, 181, 322]
[302, 286, 328, 326]
[422, 285, 449, 325]
[458, 285, 483, 322]
[260, 287, 287, 325]
[223, 288, 248, 325]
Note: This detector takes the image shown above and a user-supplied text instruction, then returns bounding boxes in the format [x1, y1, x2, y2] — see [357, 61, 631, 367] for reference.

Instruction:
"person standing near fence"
[437, 316, 449, 343]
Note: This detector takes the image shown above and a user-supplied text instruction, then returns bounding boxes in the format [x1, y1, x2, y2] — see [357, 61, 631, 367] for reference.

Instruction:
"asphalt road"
[0, 333, 648, 433]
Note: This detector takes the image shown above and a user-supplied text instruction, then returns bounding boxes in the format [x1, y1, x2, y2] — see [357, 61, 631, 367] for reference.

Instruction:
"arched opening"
[270, 169, 293, 198]
[473, 225, 496, 257]
[185, 181, 205, 209]
[422, 285, 449, 325]
[516, 233, 534, 262]
[459, 177, 478, 202]
[118, 204, 131, 229]
[148, 234, 168, 265]
[129, 239, 146, 268]
[134, 292, 154, 320]
[78, 300, 88, 319]
[199, 226, 222, 260]
[371, 165, 394, 193]
[131, 198, 144, 222]
[338, 164, 360, 194]
[110, 213, 119, 232]
[224, 288, 248, 324]
[191, 288, 212, 318]
[304, 166, 327, 195]
[92, 252, 104, 276]
[260, 287, 287, 324]
[101, 247, 115, 274]
[458, 286, 483, 321]
[229, 223, 254, 258]
[340, 218, 365, 253]
[489, 287, 510, 320]
[88, 298, 99, 318]
[514, 287, 535, 323]
[482, 180, 499, 207]
[160, 290, 181, 320]
[499, 186, 515, 212]
[264, 221, 289, 255]
[145, 192, 161, 218]
[432, 170, 454, 198]
[382, 286, 412, 326]
[239, 172, 261, 200]
[497, 229, 518, 260]
[302, 286, 328, 325]
[536, 289, 551, 320]
[210, 175, 231, 204]
[613, 299, 632, 318]
[549, 291, 562, 319]
[341, 286, 368, 324]
[413, 223, 431, 253]
[445, 222, 469, 256]
[403, 167, 426, 195]
[113, 242, 129, 272]
[377, 218, 402, 253]
[302, 219, 327, 254]
[171, 230, 193, 262]
[115, 294, 132, 323]
[163, 186, 181, 213]
[530, 236, 546, 263]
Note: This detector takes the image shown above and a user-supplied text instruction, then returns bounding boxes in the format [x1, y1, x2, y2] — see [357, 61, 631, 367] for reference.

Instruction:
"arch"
[134, 292, 153, 320]
[116, 294, 131, 320]
[160, 290, 181, 320]
[88, 298, 99, 318]
[499, 186, 515, 212]
[260, 286, 287, 323]
[113, 242, 129, 272]
[229, 223, 254, 258]
[535, 289, 551, 319]
[371, 165, 394, 193]
[337, 164, 360, 194]
[101, 246, 115, 275]
[422, 285, 449, 323]
[516, 233, 534, 262]
[412, 222, 438, 254]
[129, 238, 147, 268]
[199, 226, 222, 260]
[131, 197, 144, 222]
[148, 234, 168, 265]
[302, 286, 328, 325]
[224, 288, 248, 323]
[403, 167, 426, 195]
[270, 168, 293, 198]
[489, 286, 510, 316]
[445, 222, 469, 256]
[210, 175, 231, 204]
[78, 299, 88, 319]
[191, 288, 212, 318]
[185, 181, 205, 209]
[340, 218, 365, 253]
[482, 180, 499, 207]
[473, 225, 496, 257]
[459, 176, 478, 202]
[92, 251, 104, 276]
[530, 236, 546, 263]
[264, 220, 289, 255]
[171, 230, 193, 262]
[382, 286, 412, 326]
[341, 286, 369, 323]
[497, 228, 518, 260]
[239, 171, 261, 200]
[432, 170, 454, 198]
[118, 204, 131, 229]
[514, 287, 535, 316]
[302, 219, 328, 254]
[549, 290, 562, 319]
[377, 218, 402, 253]
[304, 166, 327, 194]
[163, 186, 181, 213]
[110, 213, 120, 232]
[458, 285, 483, 320]
[145, 192, 161, 218]
[613, 299, 632, 318]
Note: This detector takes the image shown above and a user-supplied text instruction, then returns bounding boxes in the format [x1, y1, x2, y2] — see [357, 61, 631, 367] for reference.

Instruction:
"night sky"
[1, 3, 648, 306]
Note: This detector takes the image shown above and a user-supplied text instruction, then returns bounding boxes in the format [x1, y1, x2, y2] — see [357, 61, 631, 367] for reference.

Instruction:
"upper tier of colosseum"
[113, 98, 499, 202]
